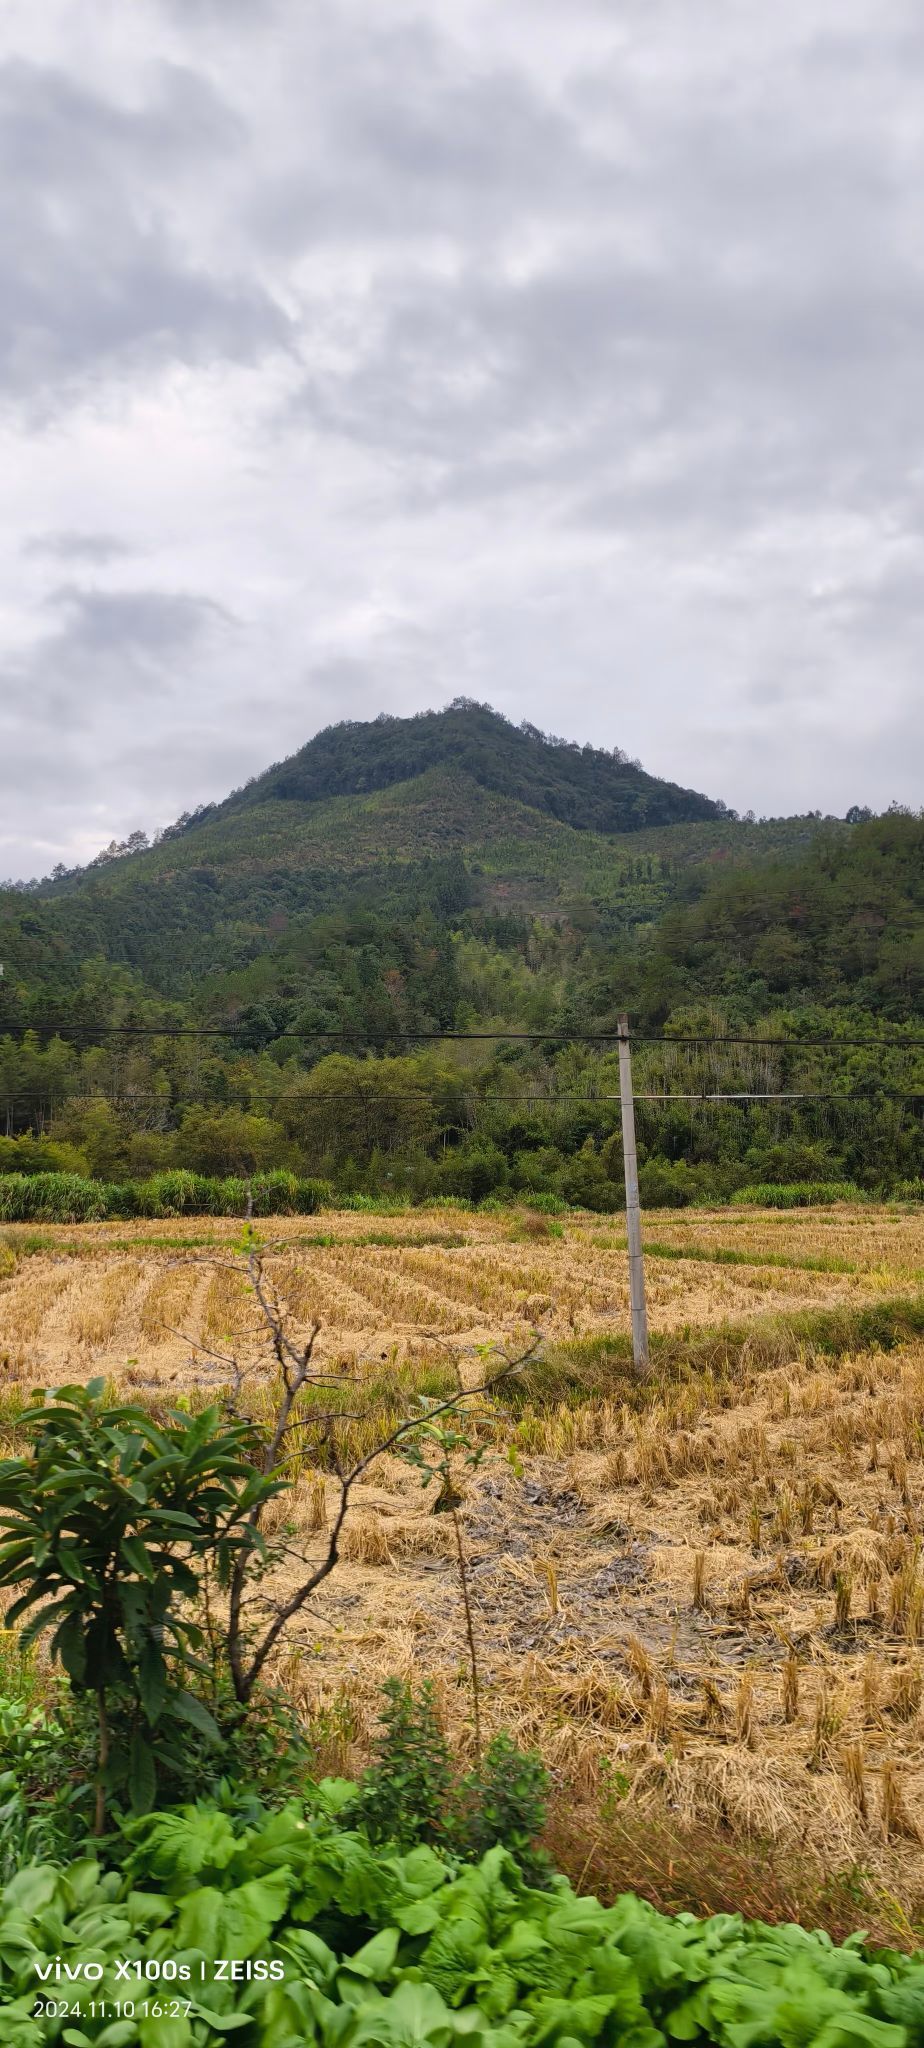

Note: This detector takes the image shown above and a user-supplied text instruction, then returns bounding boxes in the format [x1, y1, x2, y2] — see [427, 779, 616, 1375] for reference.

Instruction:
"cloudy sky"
[1, 0, 922, 877]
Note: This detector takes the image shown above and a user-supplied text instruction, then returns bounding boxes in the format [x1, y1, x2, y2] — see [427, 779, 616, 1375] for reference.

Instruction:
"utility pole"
[617, 1014, 649, 1373]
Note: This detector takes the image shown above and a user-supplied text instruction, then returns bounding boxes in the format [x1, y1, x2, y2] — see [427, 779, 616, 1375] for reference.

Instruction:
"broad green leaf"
[139, 2018, 196, 2048]
[121, 1534, 155, 1579]
[187, 2009, 251, 2035]
[137, 1643, 167, 1725]
[54, 1610, 88, 1683]
[171, 1690, 222, 1744]
[344, 1926, 401, 1980]
[175, 1883, 223, 1958]
[222, 1871, 292, 1958]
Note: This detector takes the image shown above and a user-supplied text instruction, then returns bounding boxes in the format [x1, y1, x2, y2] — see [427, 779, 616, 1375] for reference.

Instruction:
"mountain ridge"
[216, 700, 728, 835]
[0, 702, 855, 1011]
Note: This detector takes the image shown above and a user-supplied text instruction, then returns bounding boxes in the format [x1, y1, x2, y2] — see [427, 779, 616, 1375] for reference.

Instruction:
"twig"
[450, 1500, 481, 1759]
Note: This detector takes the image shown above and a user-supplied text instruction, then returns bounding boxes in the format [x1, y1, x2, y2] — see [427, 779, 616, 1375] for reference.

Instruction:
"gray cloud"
[0, 0, 922, 876]
[0, 582, 245, 874]
[1, 584, 229, 728]
[0, 56, 290, 410]
[23, 532, 136, 562]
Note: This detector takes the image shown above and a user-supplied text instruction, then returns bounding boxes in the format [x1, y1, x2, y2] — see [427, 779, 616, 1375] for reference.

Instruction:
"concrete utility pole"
[617, 1013, 650, 1373]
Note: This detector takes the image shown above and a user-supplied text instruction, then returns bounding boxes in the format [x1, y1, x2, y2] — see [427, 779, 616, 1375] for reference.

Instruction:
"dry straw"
[734, 1672, 758, 1750]
[841, 1741, 868, 1822]
[880, 1761, 921, 1843]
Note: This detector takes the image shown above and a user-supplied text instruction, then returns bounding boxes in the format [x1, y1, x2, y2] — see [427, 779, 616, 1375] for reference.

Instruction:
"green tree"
[0, 1383, 280, 1832]
[279, 1054, 439, 1165]
[176, 1105, 285, 1175]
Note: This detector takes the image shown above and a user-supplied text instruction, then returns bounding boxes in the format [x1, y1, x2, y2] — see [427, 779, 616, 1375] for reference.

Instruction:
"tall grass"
[514, 1295, 924, 1412]
[0, 1169, 331, 1224]
[732, 1181, 865, 1208]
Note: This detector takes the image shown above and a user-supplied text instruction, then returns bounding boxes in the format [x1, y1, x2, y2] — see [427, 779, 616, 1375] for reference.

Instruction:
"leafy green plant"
[354, 1682, 550, 1878]
[2, 1801, 924, 2046]
[0, 1383, 282, 1830]
[454, 1731, 551, 1884]
[0, 1690, 98, 1876]
[356, 1678, 454, 1849]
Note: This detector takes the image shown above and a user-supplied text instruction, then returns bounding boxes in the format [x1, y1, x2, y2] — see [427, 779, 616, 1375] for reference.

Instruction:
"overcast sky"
[1, 0, 922, 877]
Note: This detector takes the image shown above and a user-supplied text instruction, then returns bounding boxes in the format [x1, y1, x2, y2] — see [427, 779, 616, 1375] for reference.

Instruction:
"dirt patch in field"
[247, 1325, 924, 1924]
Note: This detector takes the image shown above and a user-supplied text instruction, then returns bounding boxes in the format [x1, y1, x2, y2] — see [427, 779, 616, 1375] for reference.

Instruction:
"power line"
[2, 1090, 924, 1108]
[2, 1021, 924, 1049]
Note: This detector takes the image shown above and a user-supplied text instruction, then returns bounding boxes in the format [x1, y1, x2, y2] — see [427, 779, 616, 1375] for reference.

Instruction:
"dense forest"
[1, 705, 921, 1205]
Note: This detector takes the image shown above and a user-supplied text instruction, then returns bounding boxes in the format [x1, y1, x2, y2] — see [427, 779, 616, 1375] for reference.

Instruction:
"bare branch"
[213, 1219, 541, 1703]
[234, 1336, 540, 1700]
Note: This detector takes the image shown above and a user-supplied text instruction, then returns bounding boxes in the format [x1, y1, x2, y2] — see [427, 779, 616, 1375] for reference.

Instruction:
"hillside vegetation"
[0, 704, 921, 1202]
[217, 698, 728, 829]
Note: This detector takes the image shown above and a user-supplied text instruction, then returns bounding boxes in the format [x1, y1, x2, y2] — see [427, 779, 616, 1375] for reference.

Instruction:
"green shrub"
[354, 1682, 550, 1878]
[436, 1144, 508, 1203]
[0, 1135, 88, 1176]
[95, 1179, 140, 1220]
[355, 1678, 453, 1848]
[638, 1161, 697, 1207]
[733, 1180, 865, 1208]
[893, 1178, 924, 1202]
[455, 1731, 551, 1885]
[0, 1173, 105, 1223]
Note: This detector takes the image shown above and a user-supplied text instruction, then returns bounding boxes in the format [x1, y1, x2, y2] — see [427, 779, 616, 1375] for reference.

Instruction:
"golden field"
[3, 1199, 924, 1932]
[0, 1202, 922, 1388]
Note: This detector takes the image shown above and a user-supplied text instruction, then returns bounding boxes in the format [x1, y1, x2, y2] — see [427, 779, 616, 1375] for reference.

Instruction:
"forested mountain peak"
[217, 700, 727, 836]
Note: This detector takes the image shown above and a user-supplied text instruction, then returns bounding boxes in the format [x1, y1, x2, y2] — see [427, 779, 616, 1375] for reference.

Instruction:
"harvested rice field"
[3, 1199, 924, 1929]
[1, 1202, 922, 1387]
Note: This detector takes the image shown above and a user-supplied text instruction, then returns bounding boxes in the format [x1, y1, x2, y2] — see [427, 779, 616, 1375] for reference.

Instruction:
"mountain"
[0, 702, 828, 999]
[220, 700, 726, 832]
[0, 702, 921, 1201]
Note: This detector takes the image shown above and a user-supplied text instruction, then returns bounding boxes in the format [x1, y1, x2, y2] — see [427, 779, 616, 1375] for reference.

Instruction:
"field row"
[1, 1217, 920, 1383]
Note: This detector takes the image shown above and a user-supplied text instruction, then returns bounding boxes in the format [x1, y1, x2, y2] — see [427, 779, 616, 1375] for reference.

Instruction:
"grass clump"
[732, 1181, 866, 1208]
[0, 1168, 331, 1222]
[516, 1295, 924, 1412]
